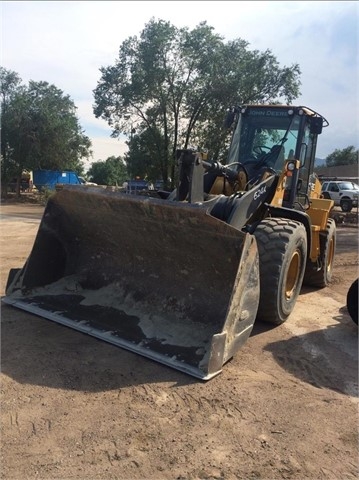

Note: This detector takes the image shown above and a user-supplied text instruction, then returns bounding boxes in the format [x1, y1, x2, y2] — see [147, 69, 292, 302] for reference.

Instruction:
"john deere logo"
[249, 110, 287, 117]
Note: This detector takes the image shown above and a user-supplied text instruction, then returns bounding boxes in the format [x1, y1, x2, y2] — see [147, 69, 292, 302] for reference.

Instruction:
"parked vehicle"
[123, 179, 149, 193]
[78, 177, 98, 186]
[321, 180, 359, 212]
[8, 177, 31, 193]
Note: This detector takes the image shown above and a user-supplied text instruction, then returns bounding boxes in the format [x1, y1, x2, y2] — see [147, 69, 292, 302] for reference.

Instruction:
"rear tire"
[347, 278, 358, 325]
[341, 198, 353, 212]
[254, 218, 307, 325]
[303, 218, 336, 288]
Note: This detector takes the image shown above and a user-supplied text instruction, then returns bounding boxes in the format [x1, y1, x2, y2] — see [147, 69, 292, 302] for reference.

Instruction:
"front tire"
[254, 218, 307, 325]
[303, 218, 336, 288]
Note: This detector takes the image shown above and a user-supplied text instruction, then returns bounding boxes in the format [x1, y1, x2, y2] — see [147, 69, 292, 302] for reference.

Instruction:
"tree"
[0, 67, 23, 188]
[325, 146, 359, 167]
[87, 156, 128, 185]
[1, 72, 92, 196]
[93, 19, 301, 187]
[125, 127, 167, 182]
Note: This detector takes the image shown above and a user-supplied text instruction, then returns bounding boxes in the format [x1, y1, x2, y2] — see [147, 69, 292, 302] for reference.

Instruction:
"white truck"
[321, 180, 359, 212]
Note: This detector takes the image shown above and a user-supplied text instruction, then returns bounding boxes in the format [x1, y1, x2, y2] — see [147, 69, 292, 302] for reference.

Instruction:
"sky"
[1, 1, 358, 170]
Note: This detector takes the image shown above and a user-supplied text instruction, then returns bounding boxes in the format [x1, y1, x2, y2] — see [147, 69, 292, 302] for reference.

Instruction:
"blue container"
[33, 170, 82, 191]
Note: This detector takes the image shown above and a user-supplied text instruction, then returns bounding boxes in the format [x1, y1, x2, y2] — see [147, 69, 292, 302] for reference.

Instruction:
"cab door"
[327, 182, 340, 205]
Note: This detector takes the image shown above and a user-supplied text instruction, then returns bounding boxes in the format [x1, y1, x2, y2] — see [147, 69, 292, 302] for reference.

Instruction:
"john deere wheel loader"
[3, 104, 336, 380]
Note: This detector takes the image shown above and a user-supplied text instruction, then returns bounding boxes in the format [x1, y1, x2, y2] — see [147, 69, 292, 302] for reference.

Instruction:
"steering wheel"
[253, 145, 271, 157]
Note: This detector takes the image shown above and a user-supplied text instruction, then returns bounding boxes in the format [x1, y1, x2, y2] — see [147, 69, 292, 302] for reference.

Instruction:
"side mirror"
[310, 117, 323, 135]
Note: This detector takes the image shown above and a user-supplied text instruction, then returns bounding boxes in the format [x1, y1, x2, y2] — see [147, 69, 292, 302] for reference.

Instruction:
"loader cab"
[226, 105, 327, 203]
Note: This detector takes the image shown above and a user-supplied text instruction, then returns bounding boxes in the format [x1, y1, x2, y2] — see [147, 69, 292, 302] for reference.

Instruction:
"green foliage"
[0, 67, 23, 185]
[325, 146, 359, 167]
[87, 156, 128, 185]
[93, 19, 301, 184]
[1, 67, 92, 196]
[125, 127, 168, 185]
[38, 187, 56, 206]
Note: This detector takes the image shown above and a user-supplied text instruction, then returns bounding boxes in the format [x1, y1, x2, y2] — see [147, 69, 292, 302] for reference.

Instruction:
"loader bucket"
[3, 186, 259, 380]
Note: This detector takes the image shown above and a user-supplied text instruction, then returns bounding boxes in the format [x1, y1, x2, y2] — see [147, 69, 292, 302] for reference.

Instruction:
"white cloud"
[75, 100, 129, 163]
[75, 99, 111, 134]
[2, 1, 358, 162]
[86, 136, 128, 166]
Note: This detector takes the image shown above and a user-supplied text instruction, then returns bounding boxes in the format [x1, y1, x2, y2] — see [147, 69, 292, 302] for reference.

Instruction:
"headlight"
[287, 161, 296, 172]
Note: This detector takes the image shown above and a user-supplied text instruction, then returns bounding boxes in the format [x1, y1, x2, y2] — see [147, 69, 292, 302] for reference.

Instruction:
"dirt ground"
[0, 197, 358, 480]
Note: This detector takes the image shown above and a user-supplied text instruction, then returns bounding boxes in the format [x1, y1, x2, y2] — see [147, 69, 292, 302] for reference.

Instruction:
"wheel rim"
[286, 250, 301, 299]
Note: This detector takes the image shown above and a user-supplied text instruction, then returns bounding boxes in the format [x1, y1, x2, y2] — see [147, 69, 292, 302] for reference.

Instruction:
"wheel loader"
[3, 104, 336, 380]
